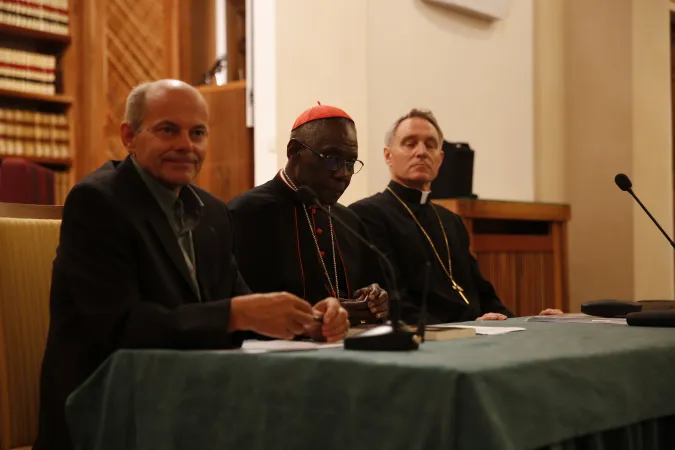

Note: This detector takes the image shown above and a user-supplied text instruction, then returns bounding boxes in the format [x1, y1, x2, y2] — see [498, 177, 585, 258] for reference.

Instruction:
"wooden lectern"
[433, 199, 571, 316]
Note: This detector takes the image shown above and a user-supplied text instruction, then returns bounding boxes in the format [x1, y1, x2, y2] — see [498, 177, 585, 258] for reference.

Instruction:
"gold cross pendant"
[452, 282, 470, 304]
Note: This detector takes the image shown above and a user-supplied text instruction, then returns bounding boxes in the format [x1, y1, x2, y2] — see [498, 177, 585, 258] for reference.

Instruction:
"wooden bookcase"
[0, 8, 76, 204]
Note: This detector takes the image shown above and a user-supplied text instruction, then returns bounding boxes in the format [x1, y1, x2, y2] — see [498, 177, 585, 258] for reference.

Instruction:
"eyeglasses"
[293, 139, 364, 175]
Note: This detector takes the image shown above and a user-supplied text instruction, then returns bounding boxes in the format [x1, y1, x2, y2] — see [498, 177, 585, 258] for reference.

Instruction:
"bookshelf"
[0, 0, 74, 205]
[0, 22, 71, 45]
[0, 88, 73, 105]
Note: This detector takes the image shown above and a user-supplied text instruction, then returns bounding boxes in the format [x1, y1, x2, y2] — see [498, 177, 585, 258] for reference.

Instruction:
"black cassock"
[350, 180, 513, 325]
[227, 172, 385, 305]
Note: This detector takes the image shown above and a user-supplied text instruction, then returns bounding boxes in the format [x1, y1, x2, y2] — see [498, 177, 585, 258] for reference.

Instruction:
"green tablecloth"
[65, 319, 675, 450]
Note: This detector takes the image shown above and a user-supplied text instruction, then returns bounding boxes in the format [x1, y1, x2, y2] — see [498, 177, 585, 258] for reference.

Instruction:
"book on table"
[347, 324, 476, 341]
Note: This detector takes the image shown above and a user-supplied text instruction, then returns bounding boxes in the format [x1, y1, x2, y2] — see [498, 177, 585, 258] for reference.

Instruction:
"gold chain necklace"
[386, 186, 469, 304]
[282, 169, 339, 297]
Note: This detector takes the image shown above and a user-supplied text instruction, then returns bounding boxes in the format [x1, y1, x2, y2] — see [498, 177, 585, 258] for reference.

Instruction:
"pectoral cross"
[452, 281, 469, 304]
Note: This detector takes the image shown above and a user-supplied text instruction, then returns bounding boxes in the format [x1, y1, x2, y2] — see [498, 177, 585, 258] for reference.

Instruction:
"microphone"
[296, 185, 420, 351]
[417, 261, 432, 342]
[614, 173, 675, 248]
[614, 173, 675, 328]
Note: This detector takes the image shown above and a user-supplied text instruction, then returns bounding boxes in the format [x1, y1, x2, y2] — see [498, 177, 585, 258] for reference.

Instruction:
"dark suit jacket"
[34, 157, 250, 450]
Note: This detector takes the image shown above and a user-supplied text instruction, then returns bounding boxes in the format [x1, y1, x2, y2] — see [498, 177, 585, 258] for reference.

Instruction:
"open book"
[423, 325, 476, 341]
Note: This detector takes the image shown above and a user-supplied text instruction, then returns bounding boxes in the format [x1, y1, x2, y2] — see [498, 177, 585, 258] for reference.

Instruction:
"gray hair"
[124, 81, 154, 133]
[384, 108, 444, 146]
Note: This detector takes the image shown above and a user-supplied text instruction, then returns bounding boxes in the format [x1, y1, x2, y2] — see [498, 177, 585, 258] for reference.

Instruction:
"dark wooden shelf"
[0, 23, 70, 46]
[0, 88, 73, 106]
[0, 155, 72, 168]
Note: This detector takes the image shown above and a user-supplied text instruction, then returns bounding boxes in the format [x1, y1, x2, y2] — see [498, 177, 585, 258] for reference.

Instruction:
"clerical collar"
[271, 170, 305, 205]
[387, 180, 432, 205]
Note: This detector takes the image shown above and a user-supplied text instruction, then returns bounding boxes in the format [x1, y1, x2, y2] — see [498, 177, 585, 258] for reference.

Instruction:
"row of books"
[0, 108, 69, 159]
[0, 0, 69, 36]
[0, 47, 57, 95]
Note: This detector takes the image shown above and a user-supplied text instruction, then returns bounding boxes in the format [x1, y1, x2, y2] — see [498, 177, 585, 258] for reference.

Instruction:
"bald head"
[124, 79, 206, 133]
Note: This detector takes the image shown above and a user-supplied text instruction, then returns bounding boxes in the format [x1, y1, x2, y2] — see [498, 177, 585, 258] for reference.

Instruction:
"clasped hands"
[338, 283, 389, 323]
[229, 292, 350, 342]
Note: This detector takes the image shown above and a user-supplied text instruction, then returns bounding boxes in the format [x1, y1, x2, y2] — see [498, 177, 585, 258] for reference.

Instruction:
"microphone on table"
[296, 185, 420, 351]
[613, 173, 675, 328]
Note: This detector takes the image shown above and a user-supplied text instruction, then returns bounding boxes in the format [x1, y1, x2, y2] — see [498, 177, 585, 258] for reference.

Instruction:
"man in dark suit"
[34, 80, 349, 450]
[227, 103, 389, 327]
[350, 108, 561, 325]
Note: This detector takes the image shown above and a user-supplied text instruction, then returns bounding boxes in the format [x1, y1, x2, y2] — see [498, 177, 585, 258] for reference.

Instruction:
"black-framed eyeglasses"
[293, 139, 364, 175]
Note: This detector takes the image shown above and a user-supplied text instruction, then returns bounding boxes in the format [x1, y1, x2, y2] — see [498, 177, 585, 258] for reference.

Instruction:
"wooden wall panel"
[179, 0, 217, 85]
[435, 199, 570, 315]
[477, 252, 554, 316]
[104, 0, 179, 161]
[195, 81, 253, 202]
[75, 0, 180, 180]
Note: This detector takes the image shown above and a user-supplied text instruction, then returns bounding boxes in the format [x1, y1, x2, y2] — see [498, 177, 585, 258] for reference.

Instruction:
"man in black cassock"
[227, 103, 388, 328]
[350, 109, 562, 325]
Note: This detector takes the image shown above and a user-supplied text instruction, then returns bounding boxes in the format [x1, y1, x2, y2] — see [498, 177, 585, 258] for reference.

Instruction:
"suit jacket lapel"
[116, 157, 201, 301]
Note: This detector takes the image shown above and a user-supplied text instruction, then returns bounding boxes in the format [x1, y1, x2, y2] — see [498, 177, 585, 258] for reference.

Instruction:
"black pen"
[313, 316, 324, 323]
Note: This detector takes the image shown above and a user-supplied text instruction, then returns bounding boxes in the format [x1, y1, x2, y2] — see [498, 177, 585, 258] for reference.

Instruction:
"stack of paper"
[241, 340, 343, 353]
[434, 324, 526, 335]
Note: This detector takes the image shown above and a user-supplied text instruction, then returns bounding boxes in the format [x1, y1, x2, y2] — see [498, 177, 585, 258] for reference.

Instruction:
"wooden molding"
[433, 198, 571, 222]
[0, 202, 63, 219]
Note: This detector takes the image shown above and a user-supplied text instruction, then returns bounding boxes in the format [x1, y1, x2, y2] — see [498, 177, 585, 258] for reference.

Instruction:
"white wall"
[534, 0, 674, 308]
[366, 0, 534, 201]
[252, 0, 535, 204]
[251, 0, 277, 185]
[274, 0, 369, 206]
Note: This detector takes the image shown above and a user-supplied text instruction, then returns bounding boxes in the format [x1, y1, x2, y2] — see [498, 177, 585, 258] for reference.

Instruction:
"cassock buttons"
[316, 228, 323, 234]
[320, 251, 325, 257]
[311, 208, 317, 214]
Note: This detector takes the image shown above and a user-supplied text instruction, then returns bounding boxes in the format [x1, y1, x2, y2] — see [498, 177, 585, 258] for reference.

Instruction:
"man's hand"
[340, 284, 389, 323]
[476, 312, 508, 321]
[354, 283, 388, 320]
[305, 297, 349, 343]
[539, 308, 564, 315]
[228, 292, 315, 340]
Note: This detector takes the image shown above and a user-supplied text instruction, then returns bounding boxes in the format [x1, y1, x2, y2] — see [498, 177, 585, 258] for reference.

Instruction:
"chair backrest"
[0, 158, 55, 206]
[0, 202, 62, 450]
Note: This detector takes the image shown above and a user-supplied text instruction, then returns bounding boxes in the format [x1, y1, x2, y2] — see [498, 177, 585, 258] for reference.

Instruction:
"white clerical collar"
[387, 180, 432, 205]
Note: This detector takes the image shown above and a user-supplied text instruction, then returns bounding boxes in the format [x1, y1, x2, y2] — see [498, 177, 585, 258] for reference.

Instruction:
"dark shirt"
[132, 155, 202, 298]
[350, 180, 513, 325]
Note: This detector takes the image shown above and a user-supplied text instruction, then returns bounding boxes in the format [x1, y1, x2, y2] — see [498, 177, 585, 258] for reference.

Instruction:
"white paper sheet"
[241, 340, 343, 353]
[433, 324, 526, 335]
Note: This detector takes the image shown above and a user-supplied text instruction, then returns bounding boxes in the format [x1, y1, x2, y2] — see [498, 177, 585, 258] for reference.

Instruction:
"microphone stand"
[298, 187, 420, 351]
